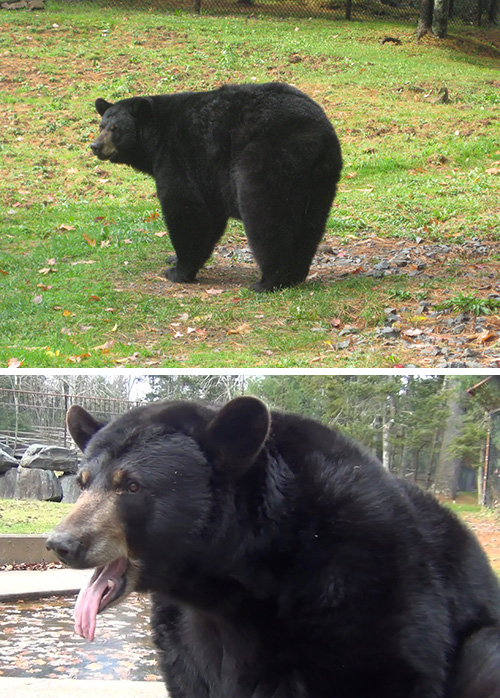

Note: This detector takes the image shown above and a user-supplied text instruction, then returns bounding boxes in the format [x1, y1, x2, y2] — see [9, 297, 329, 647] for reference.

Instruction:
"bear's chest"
[182, 608, 261, 698]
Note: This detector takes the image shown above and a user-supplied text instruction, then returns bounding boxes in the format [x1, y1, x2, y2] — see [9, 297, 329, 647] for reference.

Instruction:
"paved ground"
[0, 678, 166, 696]
[0, 568, 92, 600]
[0, 570, 167, 696]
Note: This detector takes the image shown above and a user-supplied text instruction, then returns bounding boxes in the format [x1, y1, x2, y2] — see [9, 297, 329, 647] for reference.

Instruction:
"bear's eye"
[110, 125, 118, 133]
[126, 480, 140, 494]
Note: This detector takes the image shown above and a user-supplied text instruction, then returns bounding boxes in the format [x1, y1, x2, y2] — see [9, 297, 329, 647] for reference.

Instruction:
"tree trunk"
[417, 0, 434, 38]
[432, 0, 450, 37]
[382, 393, 395, 471]
[487, 0, 498, 23]
[433, 377, 463, 499]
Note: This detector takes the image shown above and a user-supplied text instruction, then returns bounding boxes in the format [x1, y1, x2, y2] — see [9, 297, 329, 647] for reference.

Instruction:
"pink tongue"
[74, 558, 127, 641]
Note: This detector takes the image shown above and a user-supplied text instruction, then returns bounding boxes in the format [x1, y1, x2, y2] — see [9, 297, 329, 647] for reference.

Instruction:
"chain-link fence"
[45, 0, 499, 26]
[0, 387, 138, 453]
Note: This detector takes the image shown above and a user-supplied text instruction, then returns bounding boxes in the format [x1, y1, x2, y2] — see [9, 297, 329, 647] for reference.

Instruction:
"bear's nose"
[46, 532, 83, 566]
[90, 141, 101, 155]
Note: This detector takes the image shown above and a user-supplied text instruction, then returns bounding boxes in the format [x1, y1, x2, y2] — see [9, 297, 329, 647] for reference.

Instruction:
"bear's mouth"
[74, 557, 131, 641]
[96, 149, 118, 161]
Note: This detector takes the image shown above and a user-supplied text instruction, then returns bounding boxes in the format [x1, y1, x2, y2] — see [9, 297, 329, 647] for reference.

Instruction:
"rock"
[376, 326, 400, 338]
[27, 0, 44, 8]
[434, 87, 450, 104]
[390, 253, 409, 267]
[15, 467, 62, 502]
[0, 468, 18, 498]
[339, 326, 360, 336]
[373, 260, 390, 271]
[2, 0, 28, 8]
[59, 474, 81, 503]
[0, 445, 18, 472]
[20, 444, 78, 473]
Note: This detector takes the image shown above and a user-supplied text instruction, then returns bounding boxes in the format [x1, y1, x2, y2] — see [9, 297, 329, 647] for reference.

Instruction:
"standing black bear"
[46, 397, 500, 698]
[90, 83, 342, 291]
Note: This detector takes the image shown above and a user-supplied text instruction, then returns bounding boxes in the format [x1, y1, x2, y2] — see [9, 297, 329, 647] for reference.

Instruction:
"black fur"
[91, 83, 342, 291]
[50, 398, 500, 697]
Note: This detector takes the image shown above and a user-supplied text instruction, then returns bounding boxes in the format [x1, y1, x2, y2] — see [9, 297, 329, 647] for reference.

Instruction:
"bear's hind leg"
[241, 182, 336, 292]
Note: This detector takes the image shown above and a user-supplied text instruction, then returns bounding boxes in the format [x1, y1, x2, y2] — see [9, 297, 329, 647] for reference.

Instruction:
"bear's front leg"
[160, 191, 228, 285]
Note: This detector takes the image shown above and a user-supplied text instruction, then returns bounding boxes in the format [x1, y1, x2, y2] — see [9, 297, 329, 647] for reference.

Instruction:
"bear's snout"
[46, 530, 84, 567]
[90, 131, 117, 161]
[90, 140, 102, 156]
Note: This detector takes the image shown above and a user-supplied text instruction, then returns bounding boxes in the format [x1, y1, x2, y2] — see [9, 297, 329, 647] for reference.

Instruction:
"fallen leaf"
[93, 340, 114, 352]
[485, 167, 500, 175]
[36, 284, 52, 290]
[83, 233, 96, 247]
[227, 323, 251, 335]
[403, 328, 423, 337]
[59, 224, 75, 231]
[71, 260, 97, 265]
[205, 288, 224, 296]
[478, 330, 498, 344]
[0, 269, 8, 275]
[154, 231, 169, 238]
[7, 358, 23, 368]
[62, 309, 74, 317]
[38, 267, 57, 275]
[88, 295, 101, 301]
[33, 295, 43, 305]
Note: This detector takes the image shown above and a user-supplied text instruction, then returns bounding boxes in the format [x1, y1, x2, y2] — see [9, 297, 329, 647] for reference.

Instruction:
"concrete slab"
[0, 534, 57, 566]
[0, 678, 166, 696]
[0, 569, 91, 600]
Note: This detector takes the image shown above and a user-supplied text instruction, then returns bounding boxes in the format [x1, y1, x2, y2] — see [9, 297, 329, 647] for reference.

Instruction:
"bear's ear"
[67, 405, 106, 452]
[131, 97, 154, 120]
[95, 98, 113, 116]
[206, 397, 270, 473]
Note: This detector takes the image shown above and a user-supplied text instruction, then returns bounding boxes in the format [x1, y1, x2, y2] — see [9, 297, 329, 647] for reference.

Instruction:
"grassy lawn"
[0, 498, 73, 534]
[1, 4, 499, 367]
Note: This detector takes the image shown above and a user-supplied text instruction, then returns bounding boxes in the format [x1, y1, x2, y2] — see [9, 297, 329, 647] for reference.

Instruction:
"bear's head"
[46, 397, 270, 641]
[90, 96, 154, 162]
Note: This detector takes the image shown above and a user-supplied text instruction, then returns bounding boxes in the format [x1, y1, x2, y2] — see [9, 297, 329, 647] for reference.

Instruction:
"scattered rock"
[15, 467, 62, 502]
[376, 326, 400, 338]
[59, 473, 80, 503]
[20, 444, 78, 473]
[0, 469, 18, 498]
[0, 446, 18, 472]
[1, 0, 28, 8]
[434, 87, 450, 104]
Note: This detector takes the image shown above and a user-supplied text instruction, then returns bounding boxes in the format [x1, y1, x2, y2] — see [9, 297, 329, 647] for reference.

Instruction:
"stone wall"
[0, 443, 80, 503]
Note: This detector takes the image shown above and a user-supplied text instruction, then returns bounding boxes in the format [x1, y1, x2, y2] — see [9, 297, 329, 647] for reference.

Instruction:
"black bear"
[90, 83, 342, 291]
[46, 397, 500, 698]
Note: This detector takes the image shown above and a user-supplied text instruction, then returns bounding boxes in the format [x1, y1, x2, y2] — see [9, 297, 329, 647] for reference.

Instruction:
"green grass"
[435, 293, 500, 315]
[1, 5, 499, 367]
[0, 499, 73, 535]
